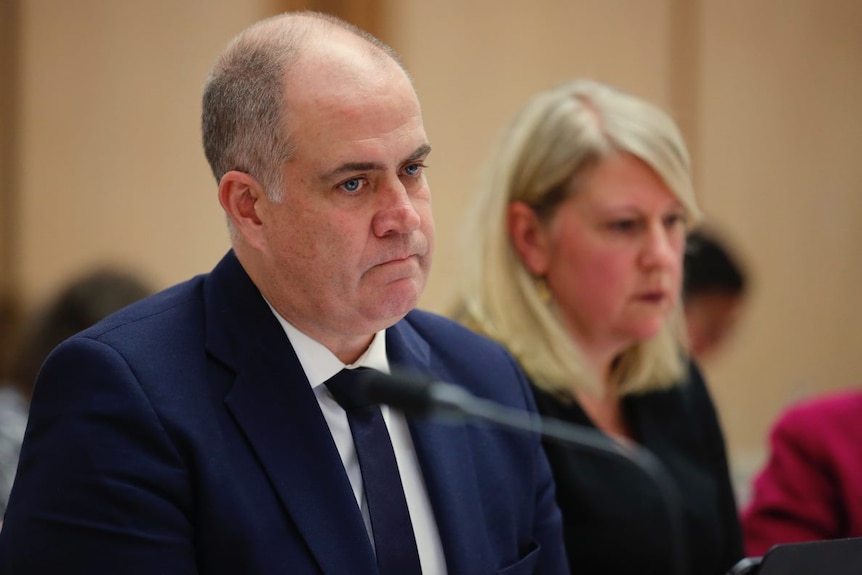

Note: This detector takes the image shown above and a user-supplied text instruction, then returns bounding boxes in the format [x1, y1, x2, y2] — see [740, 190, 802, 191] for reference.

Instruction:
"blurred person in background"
[0, 294, 21, 380]
[742, 389, 862, 556]
[0, 267, 153, 524]
[453, 78, 744, 575]
[0, 294, 24, 522]
[682, 228, 749, 363]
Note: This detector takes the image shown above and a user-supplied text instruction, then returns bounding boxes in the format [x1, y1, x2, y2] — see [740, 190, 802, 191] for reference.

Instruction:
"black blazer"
[533, 364, 744, 575]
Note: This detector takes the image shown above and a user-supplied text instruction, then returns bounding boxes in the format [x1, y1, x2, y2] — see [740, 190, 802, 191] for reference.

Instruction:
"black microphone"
[360, 368, 689, 575]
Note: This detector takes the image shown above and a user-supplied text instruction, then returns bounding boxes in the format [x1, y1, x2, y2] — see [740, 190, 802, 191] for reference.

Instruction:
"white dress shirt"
[269, 308, 447, 575]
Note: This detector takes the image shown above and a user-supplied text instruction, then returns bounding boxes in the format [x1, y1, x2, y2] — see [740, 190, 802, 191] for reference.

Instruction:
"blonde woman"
[454, 79, 743, 575]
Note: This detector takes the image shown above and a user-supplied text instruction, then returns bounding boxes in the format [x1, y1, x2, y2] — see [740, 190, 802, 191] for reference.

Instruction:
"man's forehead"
[283, 74, 423, 143]
[289, 28, 399, 81]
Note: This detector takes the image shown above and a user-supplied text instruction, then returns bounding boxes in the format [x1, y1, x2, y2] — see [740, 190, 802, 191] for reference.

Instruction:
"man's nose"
[372, 178, 422, 236]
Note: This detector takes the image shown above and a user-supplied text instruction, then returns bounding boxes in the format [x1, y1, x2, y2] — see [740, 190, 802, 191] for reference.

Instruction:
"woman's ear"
[218, 170, 268, 249]
[507, 201, 551, 276]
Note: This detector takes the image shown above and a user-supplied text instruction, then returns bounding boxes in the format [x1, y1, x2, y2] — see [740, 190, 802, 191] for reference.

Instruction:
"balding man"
[0, 12, 567, 574]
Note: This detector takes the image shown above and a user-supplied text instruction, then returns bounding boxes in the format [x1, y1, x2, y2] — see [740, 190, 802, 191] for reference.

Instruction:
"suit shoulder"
[76, 275, 206, 344]
[674, 361, 716, 409]
[401, 309, 532, 404]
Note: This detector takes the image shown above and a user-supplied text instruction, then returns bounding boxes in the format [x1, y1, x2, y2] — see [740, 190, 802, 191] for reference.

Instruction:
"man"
[0, 12, 567, 574]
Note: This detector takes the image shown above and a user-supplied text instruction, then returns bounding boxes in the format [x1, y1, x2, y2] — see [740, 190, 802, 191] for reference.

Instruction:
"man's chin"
[371, 283, 423, 322]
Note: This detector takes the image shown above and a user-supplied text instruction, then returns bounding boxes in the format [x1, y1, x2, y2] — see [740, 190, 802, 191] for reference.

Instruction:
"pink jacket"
[742, 390, 862, 556]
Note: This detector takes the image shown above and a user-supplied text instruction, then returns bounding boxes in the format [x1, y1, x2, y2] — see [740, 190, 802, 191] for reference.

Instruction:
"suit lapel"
[203, 255, 495, 574]
[387, 318, 494, 574]
[205, 252, 377, 575]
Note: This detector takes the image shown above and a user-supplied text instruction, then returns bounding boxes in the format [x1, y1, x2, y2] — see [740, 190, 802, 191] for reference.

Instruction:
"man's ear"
[218, 170, 268, 249]
[507, 201, 551, 276]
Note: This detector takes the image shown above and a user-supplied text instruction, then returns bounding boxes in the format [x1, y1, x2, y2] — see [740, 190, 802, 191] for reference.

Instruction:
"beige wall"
[696, 0, 862, 487]
[10, 1, 862, 493]
[15, 0, 282, 308]
[1, 1, 19, 300]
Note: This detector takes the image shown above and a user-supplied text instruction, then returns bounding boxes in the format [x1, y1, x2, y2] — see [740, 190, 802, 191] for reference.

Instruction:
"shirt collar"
[266, 302, 390, 390]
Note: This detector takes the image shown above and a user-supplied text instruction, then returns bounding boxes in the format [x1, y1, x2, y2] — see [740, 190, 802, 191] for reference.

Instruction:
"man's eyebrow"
[320, 144, 432, 183]
[406, 144, 432, 163]
[321, 161, 383, 183]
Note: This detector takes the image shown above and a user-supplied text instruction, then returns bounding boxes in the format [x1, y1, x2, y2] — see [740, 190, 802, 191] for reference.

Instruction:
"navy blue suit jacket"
[0, 251, 567, 574]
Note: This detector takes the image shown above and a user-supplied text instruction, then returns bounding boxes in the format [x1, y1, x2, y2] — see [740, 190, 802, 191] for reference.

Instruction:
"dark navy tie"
[325, 367, 423, 574]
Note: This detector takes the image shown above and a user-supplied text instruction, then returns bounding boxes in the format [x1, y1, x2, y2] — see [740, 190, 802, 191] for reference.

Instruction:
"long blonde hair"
[455, 79, 701, 399]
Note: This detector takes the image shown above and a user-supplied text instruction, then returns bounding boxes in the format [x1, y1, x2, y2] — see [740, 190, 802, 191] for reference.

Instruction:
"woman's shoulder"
[784, 388, 862, 415]
[636, 360, 713, 412]
[773, 389, 862, 435]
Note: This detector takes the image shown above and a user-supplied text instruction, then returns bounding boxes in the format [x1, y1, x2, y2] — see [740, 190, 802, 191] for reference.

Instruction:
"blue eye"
[341, 178, 363, 193]
[403, 163, 425, 177]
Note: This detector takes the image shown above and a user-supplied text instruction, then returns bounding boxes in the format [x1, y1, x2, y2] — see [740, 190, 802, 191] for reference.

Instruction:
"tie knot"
[325, 367, 375, 410]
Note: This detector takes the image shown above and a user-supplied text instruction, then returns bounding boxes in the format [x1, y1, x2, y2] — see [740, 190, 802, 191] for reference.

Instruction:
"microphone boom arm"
[362, 370, 690, 575]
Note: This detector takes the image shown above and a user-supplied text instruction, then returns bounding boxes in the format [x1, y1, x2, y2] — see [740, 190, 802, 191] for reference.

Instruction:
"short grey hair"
[201, 11, 407, 201]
